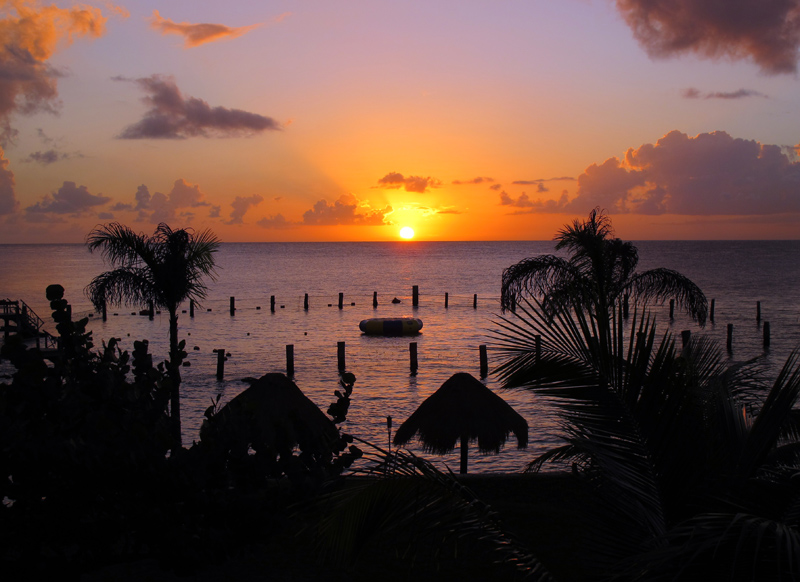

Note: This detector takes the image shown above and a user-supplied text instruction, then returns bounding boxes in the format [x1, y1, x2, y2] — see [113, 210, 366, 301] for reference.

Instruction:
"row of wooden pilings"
[213, 341, 498, 382]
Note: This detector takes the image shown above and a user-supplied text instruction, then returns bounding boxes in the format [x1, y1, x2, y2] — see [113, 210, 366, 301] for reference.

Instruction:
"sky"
[1, 0, 800, 243]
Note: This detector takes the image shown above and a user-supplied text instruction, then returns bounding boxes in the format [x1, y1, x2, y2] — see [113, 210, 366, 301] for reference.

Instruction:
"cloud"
[117, 75, 282, 139]
[302, 194, 391, 225]
[114, 179, 212, 222]
[227, 194, 263, 224]
[682, 87, 768, 99]
[149, 9, 265, 48]
[499, 190, 535, 208]
[257, 213, 292, 229]
[25, 181, 110, 215]
[616, 0, 800, 74]
[0, 147, 18, 214]
[24, 148, 82, 164]
[452, 176, 494, 185]
[377, 172, 442, 193]
[489, 183, 502, 191]
[0, 0, 114, 143]
[529, 131, 800, 215]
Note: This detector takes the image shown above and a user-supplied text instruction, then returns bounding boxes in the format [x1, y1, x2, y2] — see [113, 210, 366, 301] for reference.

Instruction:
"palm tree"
[86, 222, 220, 447]
[492, 295, 800, 579]
[501, 208, 708, 328]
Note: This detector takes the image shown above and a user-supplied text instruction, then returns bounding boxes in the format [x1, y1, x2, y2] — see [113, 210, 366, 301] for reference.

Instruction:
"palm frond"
[626, 267, 708, 325]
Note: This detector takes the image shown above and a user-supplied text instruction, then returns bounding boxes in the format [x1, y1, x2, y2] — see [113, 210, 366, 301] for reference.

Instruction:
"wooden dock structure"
[1, 299, 56, 351]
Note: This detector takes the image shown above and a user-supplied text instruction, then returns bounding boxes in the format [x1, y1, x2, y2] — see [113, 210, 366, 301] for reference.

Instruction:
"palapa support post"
[230, 296, 235, 316]
[147, 301, 153, 320]
[337, 341, 346, 371]
[304, 294, 309, 310]
[286, 344, 295, 376]
[764, 322, 771, 349]
[190, 299, 195, 318]
[623, 294, 629, 318]
[535, 335, 542, 363]
[727, 324, 733, 352]
[216, 349, 225, 380]
[270, 295, 275, 313]
[669, 299, 674, 321]
[373, 291, 378, 308]
[412, 285, 419, 307]
[473, 294, 478, 309]
[479, 345, 488, 378]
[338, 292, 344, 310]
[757, 301, 761, 322]
[445, 292, 449, 308]
[102, 300, 107, 322]
[710, 299, 715, 323]
[410, 342, 418, 374]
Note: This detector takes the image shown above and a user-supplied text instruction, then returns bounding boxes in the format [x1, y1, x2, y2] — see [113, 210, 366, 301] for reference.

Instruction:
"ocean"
[2, 240, 800, 473]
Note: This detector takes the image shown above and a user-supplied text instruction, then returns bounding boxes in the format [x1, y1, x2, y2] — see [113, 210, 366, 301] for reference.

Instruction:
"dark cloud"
[682, 87, 768, 99]
[302, 194, 391, 225]
[616, 0, 800, 74]
[527, 131, 800, 215]
[377, 172, 442, 193]
[117, 75, 282, 139]
[25, 181, 110, 215]
[24, 149, 82, 164]
[227, 194, 263, 224]
[452, 176, 494, 185]
[149, 10, 265, 48]
[489, 183, 502, 191]
[257, 213, 292, 229]
[0, 147, 18, 214]
[209, 205, 221, 218]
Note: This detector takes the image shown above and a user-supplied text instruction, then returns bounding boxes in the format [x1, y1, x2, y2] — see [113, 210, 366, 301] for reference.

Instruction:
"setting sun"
[399, 226, 415, 240]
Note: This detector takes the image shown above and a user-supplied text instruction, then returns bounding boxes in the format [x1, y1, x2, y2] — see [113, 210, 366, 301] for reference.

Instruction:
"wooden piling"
[216, 349, 225, 380]
[412, 285, 419, 307]
[710, 299, 715, 324]
[230, 296, 235, 316]
[727, 324, 733, 352]
[445, 292, 449, 308]
[270, 295, 275, 313]
[337, 341, 346, 371]
[410, 342, 418, 374]
[190, 299, 195, 317]
[757, 301, 761, 322]
[304, 293, 309, 310]
[535, 335, 542, 363]
[479, 345, 488, 378]
[338, 292, 344, 310]
[373, 291, 378, 308]
[669, 299, 674, 320]
[286, 344, 295, 376]
[763, 322, 771, 349]
[102, 300, 107, 322]
[623, 294, 629, 318]
[473, 294, 478, 309]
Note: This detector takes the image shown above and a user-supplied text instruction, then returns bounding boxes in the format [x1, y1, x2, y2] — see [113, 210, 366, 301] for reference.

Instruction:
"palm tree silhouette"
[501, 208, 708, 327]
[86, 222, 220, 447]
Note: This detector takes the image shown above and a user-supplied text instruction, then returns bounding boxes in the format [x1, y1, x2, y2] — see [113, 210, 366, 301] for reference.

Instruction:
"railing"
[1, 299, 56, 350]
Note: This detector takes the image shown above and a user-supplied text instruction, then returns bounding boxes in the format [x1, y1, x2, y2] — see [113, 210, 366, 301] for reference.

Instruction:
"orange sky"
[1, 0, 799, 243]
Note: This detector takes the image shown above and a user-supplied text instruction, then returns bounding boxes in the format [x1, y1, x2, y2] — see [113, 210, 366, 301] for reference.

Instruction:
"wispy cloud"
[682, 87, 768, 99]
[377, 172, 442, 193]
[617, 0, 800, 74]
[452, 176, 494, 185]
[149, 10, 271, 48]
[116, 75, 282, 139]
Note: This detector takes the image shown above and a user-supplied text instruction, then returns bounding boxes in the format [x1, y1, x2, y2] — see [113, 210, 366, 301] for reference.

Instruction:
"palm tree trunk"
[168, 310, 182, 448]
[460, 434, 469, 474]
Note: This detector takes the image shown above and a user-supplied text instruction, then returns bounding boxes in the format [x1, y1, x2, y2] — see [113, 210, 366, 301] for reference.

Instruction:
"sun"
[399, 226, 415, 240]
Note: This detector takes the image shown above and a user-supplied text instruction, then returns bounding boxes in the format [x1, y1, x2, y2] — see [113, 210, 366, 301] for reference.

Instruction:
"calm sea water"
[2, 241, 800, 473]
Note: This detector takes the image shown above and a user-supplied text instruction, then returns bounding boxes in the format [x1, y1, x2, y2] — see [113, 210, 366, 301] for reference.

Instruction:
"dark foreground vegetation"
[3, 212, 800, 581]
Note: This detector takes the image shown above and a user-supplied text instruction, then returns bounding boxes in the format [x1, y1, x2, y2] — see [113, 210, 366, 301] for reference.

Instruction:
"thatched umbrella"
[393, 372, 528, 473]
[200, 372, 337, 460]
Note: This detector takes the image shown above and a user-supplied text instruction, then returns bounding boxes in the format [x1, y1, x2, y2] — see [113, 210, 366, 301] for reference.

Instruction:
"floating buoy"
[359, 317, 423, 336]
